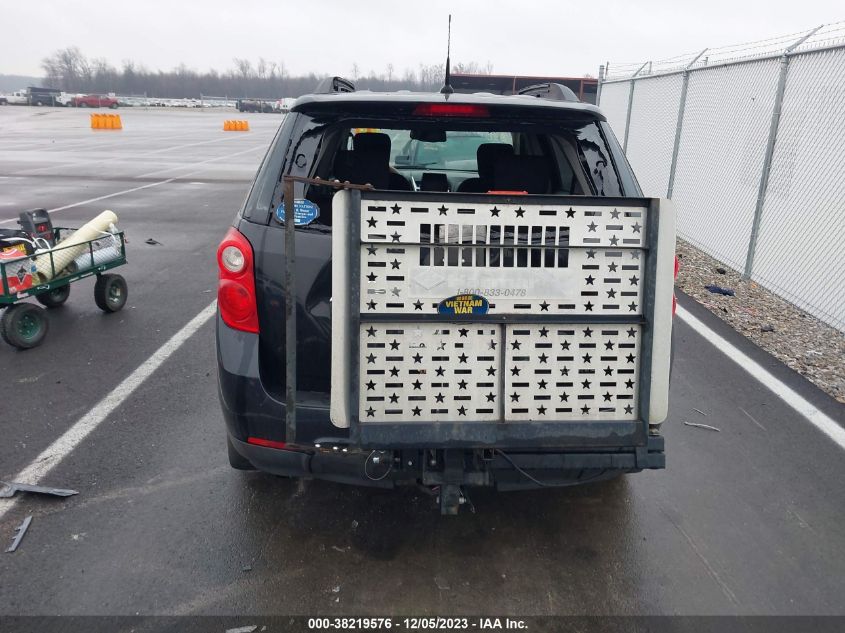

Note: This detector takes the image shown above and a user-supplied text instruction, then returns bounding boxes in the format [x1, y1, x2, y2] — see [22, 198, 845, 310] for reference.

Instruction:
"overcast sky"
[2, 0, 842, 78]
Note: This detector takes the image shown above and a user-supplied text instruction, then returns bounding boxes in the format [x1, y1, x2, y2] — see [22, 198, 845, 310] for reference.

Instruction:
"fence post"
[743, 25, 823, 279]
[666, 49, 707, 199]
[597, 64, 605, 105]
[622, 62, 649, 153]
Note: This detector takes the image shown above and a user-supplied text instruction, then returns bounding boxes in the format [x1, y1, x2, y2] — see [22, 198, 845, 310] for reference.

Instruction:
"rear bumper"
[218, 313, 665, 490]
[228, 434, 665, 490]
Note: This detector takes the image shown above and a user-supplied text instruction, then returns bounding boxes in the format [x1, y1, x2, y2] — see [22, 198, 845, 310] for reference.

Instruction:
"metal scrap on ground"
[704, 285, 735, 296]
[6, 515, 32, 553]
[0, 481, 79, 499]
[683, 421, 722, 432]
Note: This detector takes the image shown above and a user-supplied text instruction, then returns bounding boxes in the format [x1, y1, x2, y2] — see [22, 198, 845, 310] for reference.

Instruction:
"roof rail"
[314, 76, 356, 94]
[517, 82, 579, 103]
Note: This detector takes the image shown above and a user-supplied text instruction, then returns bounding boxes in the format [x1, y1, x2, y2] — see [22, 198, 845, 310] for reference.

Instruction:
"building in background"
[451, 73, 598, 104]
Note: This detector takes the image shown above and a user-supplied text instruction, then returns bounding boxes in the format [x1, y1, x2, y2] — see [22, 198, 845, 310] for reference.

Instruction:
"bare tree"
[41, 46, 89, 91]
[37, 46, 496, 99]
[233, 58, 253, 80]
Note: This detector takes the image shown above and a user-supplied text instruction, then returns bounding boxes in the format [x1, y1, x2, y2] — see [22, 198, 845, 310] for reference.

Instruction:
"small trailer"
[0, 218, 128, 349]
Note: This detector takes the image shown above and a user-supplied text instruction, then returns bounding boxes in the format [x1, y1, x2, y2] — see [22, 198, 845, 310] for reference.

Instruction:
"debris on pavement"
[715, 267, 727, 274]
[761, 324, 775, 333]
[692, 408, 708, 416]
[704, 285, 735, 296]
[683, 421, 721, 432]
[675, 239, 845, 403]
[0, 481, 79, 499]
[6, 515, 32, 553]
[145, 238, 162, 245]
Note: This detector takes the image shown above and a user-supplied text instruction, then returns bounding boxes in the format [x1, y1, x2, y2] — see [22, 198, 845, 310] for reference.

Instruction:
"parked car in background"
[237, 99, 276, 113]
[0, 87, 62, 106]
[28, 87, 62, 106]
[274, 97, 296, 113]
[1, 91, 30, 105]
[56, 93, 77, 107]
[71, 94, 119, 108]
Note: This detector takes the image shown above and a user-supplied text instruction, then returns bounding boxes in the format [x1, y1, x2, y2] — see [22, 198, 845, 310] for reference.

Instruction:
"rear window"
[248, 112, 627, 226]
[385, 130, 513, 172]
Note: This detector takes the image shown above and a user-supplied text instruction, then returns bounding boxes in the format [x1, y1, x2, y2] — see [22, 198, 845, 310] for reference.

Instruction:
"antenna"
[440, 14, 454, 95]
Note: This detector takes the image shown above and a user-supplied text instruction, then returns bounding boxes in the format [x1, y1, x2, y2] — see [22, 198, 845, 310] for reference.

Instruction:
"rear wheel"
[36, 284, 71, 308]
[94, 274, 128, 312]
[0, 303, 49, 349]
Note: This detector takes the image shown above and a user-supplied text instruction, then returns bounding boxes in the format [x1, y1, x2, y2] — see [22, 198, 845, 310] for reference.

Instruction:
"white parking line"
[0, 301, 217, 523]
[676, 305, 845, 450]
[0, 144, 264, 226]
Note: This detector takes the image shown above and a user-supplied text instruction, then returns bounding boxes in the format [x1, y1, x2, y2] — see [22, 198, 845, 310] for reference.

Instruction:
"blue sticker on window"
[438, 294, 489, 315]
[275, 199, 320, 226]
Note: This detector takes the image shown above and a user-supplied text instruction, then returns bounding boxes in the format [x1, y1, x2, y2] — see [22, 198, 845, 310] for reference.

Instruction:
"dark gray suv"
[216, 78, 675, 513]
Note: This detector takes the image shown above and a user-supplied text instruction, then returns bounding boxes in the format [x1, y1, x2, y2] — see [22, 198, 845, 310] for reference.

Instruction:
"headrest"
[353, 133, 391, 158]
[420, 172, 450, 192]
[333, 149, 352, 179]
[493, 154, 551, 194]
[476, 143, 514, 182]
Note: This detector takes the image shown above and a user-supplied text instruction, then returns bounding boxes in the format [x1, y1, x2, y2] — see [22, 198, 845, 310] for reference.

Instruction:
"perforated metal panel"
[360, 201, 646, 316]
[339, 196, 656, 426]
[503, 324, 641, 421]
[360, 323, 501, 421]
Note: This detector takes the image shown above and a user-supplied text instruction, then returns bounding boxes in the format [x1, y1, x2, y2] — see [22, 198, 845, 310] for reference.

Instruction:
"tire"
[227, 436, 256, 470]
[94, 274, 128, 312]
[36, 284, 71, 308]
[0, 303, 49, 349]
[79, 102, 88, 108]
[110, 103, 118, 109]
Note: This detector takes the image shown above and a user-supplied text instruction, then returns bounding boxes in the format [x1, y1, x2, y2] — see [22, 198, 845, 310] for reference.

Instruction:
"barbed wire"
[603, 21, 845, 81]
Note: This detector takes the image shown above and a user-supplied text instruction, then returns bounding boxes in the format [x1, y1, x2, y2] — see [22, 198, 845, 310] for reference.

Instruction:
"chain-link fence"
[598, 23, 845, 332]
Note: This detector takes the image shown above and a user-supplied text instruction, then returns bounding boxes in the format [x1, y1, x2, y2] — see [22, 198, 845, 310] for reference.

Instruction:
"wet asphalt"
[0, 106, 843, 617]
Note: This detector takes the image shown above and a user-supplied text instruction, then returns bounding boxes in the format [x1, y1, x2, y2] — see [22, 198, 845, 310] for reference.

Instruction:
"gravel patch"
[675, 239, 845, 404]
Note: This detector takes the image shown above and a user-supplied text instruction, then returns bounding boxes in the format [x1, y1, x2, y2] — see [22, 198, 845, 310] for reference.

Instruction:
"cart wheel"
[36, 284, 71, 308]
[94, 274, 128, 312]
[0, 303, 50, 349]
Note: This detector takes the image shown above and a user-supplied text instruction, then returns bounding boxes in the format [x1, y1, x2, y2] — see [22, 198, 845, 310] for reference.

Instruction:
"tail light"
[217, 227, 259, 333]
[672, 255, 679, 317]
[247, 437, 288, 450]
[412, 103, 490, 117]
